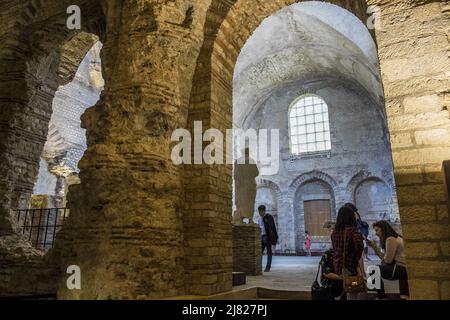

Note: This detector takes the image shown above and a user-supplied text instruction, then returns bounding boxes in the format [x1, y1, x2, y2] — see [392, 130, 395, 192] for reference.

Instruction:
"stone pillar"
[56, 0, 209, 299]
[277, 192, 296, 254]
[232, 224, 262, 276]
[372, 0, 450, 299]
[0, 35, 47, 233]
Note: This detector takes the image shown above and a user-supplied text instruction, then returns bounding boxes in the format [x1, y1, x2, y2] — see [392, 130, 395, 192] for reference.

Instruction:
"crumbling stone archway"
[0, 0, 106, 297]
[0, 0, 105, 233]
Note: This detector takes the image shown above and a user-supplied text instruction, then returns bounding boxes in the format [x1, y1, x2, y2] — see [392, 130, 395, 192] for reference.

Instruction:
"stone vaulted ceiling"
[233, 1, 384, 129]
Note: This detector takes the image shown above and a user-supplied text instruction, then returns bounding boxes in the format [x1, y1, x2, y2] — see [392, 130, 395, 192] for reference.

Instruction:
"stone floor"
[234, 255, 400, 297]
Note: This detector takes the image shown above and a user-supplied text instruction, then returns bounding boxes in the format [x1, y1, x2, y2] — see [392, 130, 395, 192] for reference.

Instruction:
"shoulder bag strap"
[315, 261, 322, 282]
[342, 229, 347, 273]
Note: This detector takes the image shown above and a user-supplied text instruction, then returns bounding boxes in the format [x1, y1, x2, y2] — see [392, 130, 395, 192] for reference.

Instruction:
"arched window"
[289, 94, 331, 154]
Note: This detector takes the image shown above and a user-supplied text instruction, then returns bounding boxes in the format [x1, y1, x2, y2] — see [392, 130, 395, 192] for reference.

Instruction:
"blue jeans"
[262, 235, 273, 270]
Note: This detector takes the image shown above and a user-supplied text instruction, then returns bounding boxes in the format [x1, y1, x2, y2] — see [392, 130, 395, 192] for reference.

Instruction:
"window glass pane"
[299, 135, 307, 143]
[305, 106, 314, 115]
[306, 115, 314, 123]
[291, 136, 298, 145]
[290, 111, 297, 119]
[316, 132, 324, 141]
[307, 133, 315, 143]
[323, 113, 329, 122]
[317, 142, 325, 150]
[315, 114, 323, 122]
[304, 97, 313, 105]
[316, 123, 324, 131]
[306, 124, 315, 133]
[298, 126, 306, 134]
[307, 143, 316, 152]
[314, 104, 322, 114]
[298, 116, 306, 125]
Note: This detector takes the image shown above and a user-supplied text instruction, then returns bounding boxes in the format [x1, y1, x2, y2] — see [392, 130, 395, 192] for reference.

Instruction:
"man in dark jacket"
[258, 205, 278, 272]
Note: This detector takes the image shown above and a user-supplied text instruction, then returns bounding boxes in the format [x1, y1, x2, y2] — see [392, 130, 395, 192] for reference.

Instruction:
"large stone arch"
[182, 0, 372, 297]
[256, 177, 282, 198]
[254, 177, 281, 224]
[346, 170, 397, 201]
[289, 172, 337, 253]
[288, 170, 338, 199]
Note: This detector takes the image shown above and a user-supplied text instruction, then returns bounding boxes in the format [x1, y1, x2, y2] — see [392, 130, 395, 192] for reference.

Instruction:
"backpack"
[311, 250, 343, 300]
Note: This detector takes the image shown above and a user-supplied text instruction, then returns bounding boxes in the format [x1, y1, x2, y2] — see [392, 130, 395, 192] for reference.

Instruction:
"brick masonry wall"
[233, 224, 262, 276]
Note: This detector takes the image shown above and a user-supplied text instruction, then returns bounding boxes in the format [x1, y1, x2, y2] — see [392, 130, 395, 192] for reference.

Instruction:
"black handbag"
[380, 260, 398, 280]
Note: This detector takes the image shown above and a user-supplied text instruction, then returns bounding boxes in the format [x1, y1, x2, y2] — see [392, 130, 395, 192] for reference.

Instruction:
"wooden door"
[304, 200, 331, 237]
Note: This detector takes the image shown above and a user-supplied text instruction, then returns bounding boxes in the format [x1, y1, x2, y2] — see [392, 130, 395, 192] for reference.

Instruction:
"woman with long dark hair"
[331, 206, 365, 300]
[367, 220, 409, 300]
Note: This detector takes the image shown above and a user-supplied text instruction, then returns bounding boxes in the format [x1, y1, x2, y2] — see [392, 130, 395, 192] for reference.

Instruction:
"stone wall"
[369, 0, 450, 300]
[232, 224, 262, 276]
[245, 79, 399, 254]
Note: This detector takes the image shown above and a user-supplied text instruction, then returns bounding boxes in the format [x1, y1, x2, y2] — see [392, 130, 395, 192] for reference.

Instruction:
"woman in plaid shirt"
[331, 205, 365, 299]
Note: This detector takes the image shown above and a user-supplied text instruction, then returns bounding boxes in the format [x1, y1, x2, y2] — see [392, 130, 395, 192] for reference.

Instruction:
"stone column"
[0, 36, 52, 234]
[56, 0, 209, 299]
[277, 192, 296, 254]
[371, 0, 450, 299]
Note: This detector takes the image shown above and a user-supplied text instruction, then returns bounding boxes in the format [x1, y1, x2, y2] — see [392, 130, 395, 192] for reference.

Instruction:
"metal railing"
[13, 208, 69, 251]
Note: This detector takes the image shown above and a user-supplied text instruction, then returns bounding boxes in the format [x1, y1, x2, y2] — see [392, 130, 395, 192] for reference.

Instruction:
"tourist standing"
[331, 206, 365, 300]
[258, 205, 278, 272]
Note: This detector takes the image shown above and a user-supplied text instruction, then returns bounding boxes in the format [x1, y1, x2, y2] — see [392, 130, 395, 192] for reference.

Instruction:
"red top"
[331, 227, 364, 275]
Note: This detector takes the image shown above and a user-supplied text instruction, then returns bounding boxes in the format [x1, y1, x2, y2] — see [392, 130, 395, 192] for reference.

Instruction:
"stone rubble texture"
[0, 0, 448, 300]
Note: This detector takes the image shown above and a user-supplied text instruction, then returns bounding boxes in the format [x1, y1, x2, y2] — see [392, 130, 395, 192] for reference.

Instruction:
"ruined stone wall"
[0, 0, 101, 233]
